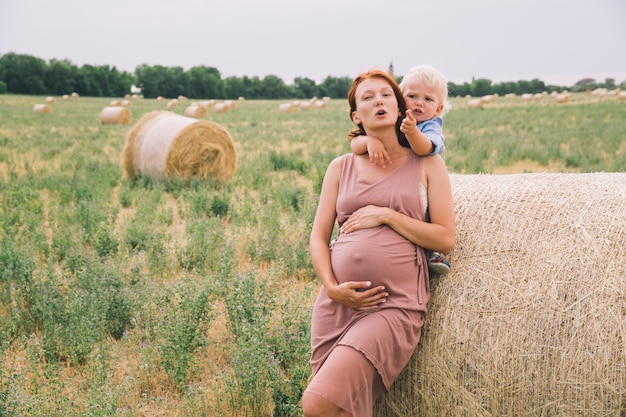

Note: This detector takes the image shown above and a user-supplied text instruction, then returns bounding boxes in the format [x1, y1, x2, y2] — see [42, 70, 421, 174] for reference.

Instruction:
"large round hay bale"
[100, 106, 132, 124]
[375, 172, 626, 417]
[121, 111, 236, 182]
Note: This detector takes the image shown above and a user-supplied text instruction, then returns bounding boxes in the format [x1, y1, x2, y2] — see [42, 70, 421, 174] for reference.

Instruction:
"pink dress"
[306, 153, 430, 417]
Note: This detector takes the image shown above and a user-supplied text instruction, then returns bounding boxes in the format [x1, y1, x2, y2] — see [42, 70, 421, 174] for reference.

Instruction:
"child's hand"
[366, 136, 392, 168]
[400, 110, 418, 135]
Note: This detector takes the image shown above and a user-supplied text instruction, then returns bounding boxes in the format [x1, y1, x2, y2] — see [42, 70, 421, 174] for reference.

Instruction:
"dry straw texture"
[375, 172, 626, 417]
[122, 111, 236, 182]
[100, 106, 132, 124]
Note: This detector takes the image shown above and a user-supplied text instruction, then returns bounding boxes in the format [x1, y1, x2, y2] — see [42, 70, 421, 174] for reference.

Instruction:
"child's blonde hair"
[399, 65, 450, 117]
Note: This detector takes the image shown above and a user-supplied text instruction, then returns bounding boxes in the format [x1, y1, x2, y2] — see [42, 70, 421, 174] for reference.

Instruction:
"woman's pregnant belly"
[331, 227, 419, 302]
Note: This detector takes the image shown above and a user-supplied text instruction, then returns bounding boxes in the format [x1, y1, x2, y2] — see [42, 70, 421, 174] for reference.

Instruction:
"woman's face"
[351, 77, 401, 130]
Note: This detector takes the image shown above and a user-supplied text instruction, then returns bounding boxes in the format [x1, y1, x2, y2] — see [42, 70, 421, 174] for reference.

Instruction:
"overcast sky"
[1, 0, 625, 86]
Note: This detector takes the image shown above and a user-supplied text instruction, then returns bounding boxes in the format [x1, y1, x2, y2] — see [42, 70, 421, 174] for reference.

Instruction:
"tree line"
[0, 52, 621, 100]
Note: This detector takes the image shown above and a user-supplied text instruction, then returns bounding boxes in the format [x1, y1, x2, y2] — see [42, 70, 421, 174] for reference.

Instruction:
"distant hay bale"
[45, 96, 56, 103]
[555, 93, 569, 103]
[100, 106, 132, 124]
[71, 92, 80, 98]
[197, 100, 216, 109]
[184, 104, 208, 118]
[33, 104, 52, 113]
[214, 102, 230, 113]
[121, 100, 132, 107]
[314, 101, 327, 109]
[618, 91, 626, 100]
[375, 172, 626, 417]
[467, 98, 483, 109]
[167, 99, 178, 108]
[110, 100, 122, 106]
[122, 111, 236, 183]
[279, 103, 295, 113]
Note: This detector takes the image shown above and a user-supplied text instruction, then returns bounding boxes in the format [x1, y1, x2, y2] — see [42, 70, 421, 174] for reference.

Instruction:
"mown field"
[1, 92, 625, 417]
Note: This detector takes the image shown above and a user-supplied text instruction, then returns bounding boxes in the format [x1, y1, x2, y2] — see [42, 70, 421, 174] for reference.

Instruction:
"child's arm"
[400, 110, 437, 156]
[350, 135, 393, 168]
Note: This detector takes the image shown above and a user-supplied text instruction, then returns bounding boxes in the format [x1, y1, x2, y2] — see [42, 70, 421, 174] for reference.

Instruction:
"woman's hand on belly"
[326, 280, 388, 311]
[341, 205, 390, 235]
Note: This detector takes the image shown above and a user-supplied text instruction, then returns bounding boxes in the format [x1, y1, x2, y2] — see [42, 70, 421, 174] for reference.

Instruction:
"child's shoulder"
[419, 117, 443, 127]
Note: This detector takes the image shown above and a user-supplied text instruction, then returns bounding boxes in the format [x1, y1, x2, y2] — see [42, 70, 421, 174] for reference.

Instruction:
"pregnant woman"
[302, 69, 455, 417]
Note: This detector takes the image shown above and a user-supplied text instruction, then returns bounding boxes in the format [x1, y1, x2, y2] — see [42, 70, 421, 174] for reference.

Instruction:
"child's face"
[402, 76, 444, 123]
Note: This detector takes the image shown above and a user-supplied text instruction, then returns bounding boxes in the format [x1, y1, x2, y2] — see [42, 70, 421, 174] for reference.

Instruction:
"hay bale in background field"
[197, 100, 216, 109]
[184, 104, 208, 118]
[375, 172, 626, 417]
[100, 106, 132, 124]
[555, 93, 570, 103]
[214, 102, 230, 113]
[45, 96, 56, 103]
[279, 103, 295, 113]
[467, 98, 483, 109]
[33, 104, 52, 113]
[122, 111, 236, 182]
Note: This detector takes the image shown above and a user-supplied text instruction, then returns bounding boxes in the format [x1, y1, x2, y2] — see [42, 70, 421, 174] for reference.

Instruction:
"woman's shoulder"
[329, 153, 356, 167]
[420, 153, 450, 184]
[420, 152, 445, 166]
[325, 153, 352, 176]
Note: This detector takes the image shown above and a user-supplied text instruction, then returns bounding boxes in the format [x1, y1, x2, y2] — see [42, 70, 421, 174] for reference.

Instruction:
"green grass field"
[0, 92, 624, 416]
